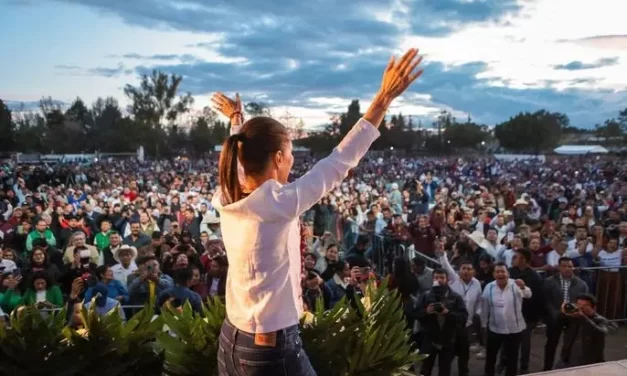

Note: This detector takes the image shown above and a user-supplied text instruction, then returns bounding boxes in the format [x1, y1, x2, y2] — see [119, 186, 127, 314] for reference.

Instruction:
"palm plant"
[0, 306, 75, 376]
[156, 296, 226, 376]
[60, 302, 163, 376]
[0, 279, 421, 376]
[301, 279, 423, 376]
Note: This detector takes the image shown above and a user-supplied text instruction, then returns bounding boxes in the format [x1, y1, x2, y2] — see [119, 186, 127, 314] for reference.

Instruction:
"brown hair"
[218, 116, 289, 204]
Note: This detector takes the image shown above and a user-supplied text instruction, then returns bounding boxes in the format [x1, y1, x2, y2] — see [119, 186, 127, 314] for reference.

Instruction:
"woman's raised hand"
[211, 92, 242, 120]
[378, 48, 423, 104]
[365, 48, 423, 127]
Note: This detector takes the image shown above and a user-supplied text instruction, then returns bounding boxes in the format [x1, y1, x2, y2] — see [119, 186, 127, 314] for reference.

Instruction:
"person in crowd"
[17, 271, 64, 309]
[123, 221, 151, 249]
[480, 263, 532, 376]
[25, 218, 57, 253]
[110, 244, 138, 288]
[101, 231, 123, 266]
[436, 246, 482, 376]
[93, 218, 113, 254]
[505, 248, 544, 374]
[416, 268, 468, 376]
[84, 265, 129, 304]
[139, 231, 171, 259]
[128, 256, 173, 305]
[157, 267, 203, 314]
[59, 246, 98, 298]
[84, 282, 126, 321]
[32, 238, 64, 272]
[302, 270, 332, 311]
[557, 294, 608, 368]
[411, 256, 433, 294]
[542, 257, 589, 371]
[63, 231, 99, 265]
[205, 255, 227, 300]
[22, 246, 62, 285]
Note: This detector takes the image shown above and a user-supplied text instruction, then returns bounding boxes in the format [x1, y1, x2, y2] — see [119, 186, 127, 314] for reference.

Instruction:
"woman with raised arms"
[211, 48, 424, 376]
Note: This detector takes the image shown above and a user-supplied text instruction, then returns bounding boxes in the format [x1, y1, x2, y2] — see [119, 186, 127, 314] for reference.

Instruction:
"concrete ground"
[425, 326, 627, 376]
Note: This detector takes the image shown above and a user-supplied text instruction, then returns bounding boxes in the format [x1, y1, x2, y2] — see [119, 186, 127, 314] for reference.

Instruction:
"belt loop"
[230, 321, 237, 371]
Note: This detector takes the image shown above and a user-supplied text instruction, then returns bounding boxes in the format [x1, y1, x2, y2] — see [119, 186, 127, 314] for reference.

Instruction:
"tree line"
[1, 70, 626, 157]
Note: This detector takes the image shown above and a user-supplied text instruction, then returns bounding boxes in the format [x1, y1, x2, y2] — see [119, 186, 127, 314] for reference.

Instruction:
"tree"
[245, 102, 271, 117]
[443, 122, 488, 149]
[0, 99, 17, 152]
[65, 97, 92, 149]
[124, 70, 194, 130]
[618, 107, 627, 127]
[595, 119, 624, 139]
[338, 100, 361, 137]
[494, 110, 568, 152]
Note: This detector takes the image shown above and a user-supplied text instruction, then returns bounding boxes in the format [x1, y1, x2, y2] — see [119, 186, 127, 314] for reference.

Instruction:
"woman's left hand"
[211, 92, 242, 119]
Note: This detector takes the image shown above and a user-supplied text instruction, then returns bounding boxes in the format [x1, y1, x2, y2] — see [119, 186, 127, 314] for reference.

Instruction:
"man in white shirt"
[110, 245, 138, 288]
[481, 263, 532, 376]
[436, 248, 482, 376]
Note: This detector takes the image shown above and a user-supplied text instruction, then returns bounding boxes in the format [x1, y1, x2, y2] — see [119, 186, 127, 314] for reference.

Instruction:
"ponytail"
[218, 134, 242, 205]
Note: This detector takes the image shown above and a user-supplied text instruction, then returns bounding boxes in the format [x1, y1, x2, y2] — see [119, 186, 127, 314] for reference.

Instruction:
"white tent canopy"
[553, 145, 609, 155]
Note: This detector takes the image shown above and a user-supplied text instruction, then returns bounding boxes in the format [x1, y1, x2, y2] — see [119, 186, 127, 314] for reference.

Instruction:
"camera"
[81, 272, 98, 287]
[564, 302, 579, 314]
[433, 302, 444, 313]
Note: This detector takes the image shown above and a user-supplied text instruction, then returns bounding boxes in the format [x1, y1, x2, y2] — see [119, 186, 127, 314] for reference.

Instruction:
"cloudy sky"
[1, 0, 626, 129]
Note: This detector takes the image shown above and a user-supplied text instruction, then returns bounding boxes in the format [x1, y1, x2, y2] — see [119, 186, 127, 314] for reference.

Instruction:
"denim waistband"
[221, 318, 300, 349]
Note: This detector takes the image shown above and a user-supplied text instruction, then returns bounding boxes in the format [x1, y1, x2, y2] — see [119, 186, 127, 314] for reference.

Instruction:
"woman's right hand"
[377, 48, 423, 105]
[365, 48, 423, 127]
[211, 92, 242, 120]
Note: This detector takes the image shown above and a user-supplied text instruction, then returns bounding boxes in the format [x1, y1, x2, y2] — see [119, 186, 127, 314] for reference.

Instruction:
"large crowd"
[1, 152, 626, 375]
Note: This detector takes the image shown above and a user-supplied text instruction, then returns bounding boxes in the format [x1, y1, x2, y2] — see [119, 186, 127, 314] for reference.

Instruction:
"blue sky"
[1, 0, 626, 129]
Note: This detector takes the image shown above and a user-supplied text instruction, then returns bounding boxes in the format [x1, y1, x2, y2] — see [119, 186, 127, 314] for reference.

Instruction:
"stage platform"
[529, 360, 627, 376]
[434, 326, 627, 376]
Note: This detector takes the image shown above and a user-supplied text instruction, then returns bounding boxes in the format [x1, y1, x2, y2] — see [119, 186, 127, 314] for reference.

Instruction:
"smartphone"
[507, 232, 514, 242]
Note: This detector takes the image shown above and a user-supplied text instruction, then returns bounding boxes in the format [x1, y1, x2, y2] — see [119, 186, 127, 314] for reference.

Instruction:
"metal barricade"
[371, 235, 440, 276]
[576, 265, 627, 323]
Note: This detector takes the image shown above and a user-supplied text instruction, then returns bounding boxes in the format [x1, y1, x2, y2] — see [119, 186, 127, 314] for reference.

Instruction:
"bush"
[0, 280, 422, 376]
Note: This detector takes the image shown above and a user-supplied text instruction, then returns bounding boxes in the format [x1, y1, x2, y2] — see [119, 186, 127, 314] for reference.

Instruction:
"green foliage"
[0, 281, 421, 376]
[0, 306, 72, 376]
[157, 297, 225, 376]
[301, 279, 424, 376]
[494, 110, 569, 152]
[443, 122, 488, 149]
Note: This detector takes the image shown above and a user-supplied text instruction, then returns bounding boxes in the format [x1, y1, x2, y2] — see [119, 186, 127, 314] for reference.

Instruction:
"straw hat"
[467, 231, 491, 249]
[204, 214, 220, 225]
[113, 245, 138, 263]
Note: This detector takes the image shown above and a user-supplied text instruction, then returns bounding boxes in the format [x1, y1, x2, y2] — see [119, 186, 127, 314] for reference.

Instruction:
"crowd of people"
[1, 150, 626, 375]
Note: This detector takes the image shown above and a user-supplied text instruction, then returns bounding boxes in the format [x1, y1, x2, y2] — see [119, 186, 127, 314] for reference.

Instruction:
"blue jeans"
[217, 319, 317, 376]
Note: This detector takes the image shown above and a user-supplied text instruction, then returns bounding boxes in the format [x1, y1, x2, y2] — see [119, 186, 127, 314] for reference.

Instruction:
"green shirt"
[94, 231, 112, 251]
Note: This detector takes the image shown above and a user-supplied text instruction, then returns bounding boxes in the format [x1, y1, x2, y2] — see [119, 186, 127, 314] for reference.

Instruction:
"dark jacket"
[157, 285, 203, 314]
[543, 275, 589, 324]
[509, 266, 544, 323]
[560, 313, 608, 366]
[415, 286, 468, 352]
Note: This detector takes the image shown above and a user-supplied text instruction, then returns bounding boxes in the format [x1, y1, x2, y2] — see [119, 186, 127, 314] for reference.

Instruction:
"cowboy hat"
[113, 245, 138, 263]
[203, 214, 220, 225]
[467, 231, 491, 250]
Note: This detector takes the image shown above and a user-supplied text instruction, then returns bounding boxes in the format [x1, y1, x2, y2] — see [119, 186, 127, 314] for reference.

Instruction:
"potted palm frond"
[60, 301, 163, 376]
[301, 279, 423, 376]
[156, 296, 226, 376]
[0, 278, 422, 376]
[0, 306, 74, 376]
